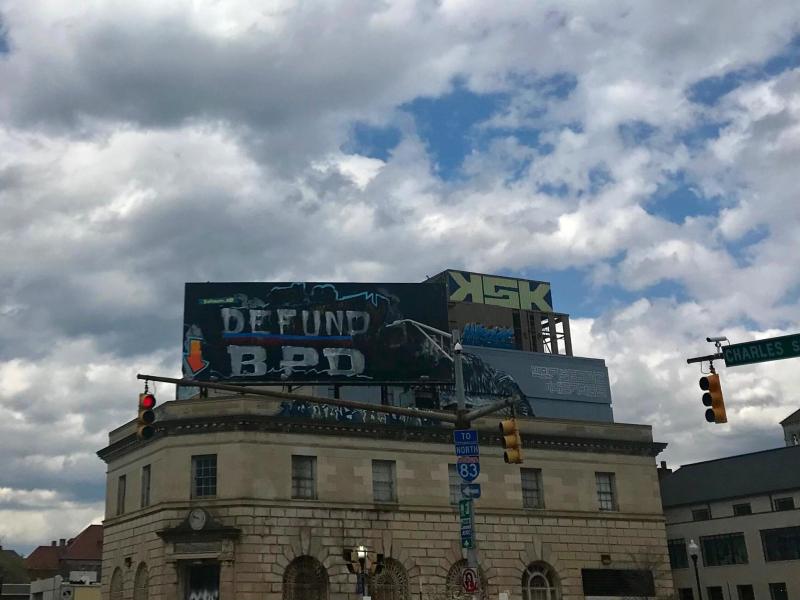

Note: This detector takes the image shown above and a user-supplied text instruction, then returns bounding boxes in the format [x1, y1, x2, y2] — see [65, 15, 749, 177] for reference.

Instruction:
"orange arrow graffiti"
[186, 339, 207, 374]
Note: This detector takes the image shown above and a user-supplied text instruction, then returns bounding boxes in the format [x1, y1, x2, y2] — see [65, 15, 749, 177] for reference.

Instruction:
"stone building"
[97, 391, 673, 600]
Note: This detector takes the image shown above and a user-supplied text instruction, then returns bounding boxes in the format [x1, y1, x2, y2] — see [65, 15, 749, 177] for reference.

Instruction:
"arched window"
[110, 567, 123, 600]
[445, 559, 488, 600]
[522, 563, 559, 600]
[283, 555, 328, 600]
[134, 562, 149, 600]
[368, 557, 409, 600]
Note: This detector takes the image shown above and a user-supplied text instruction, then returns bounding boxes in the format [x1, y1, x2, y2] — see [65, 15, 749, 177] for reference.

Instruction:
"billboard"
[183, 282, 451, 383]
[432, 270, 553, 312]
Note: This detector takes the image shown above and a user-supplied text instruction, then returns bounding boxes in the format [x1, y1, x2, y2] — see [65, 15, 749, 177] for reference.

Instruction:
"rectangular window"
[116, 475, 126, 515]
[701, 532, 748, 566]
[581, 569, 655, 597]
[372, 460, 396, 503]
[769, 583, 788, 600]
[761, 526, 800, 561]
[737, 585, 755, 600]
[707, 587, 724, 600]
[667, 538, 689, 569]
[595, 472, 617, 511]
[448, 464, 461, 505]
[521, 468, 544, 509]
[141, 465, 151, 508]
[773, 497, 795, 511]
[291, 455, 316, 500]
[692, 508, 711, 521]
[733, 503, 752, 516]
[191, 454, 217, 498]
[678, 589, 694, 600]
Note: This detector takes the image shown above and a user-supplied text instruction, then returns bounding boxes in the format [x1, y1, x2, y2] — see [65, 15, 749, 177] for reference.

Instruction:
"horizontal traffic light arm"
[137, 373, 460, 424]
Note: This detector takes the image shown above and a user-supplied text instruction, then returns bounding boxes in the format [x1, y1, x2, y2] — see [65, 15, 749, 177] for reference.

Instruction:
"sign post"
[453, 429, 480, 566]
[723, 334, 800, 367]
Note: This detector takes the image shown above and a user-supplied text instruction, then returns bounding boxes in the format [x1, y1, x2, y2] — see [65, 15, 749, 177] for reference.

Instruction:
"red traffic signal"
[137, 393, 157, 440]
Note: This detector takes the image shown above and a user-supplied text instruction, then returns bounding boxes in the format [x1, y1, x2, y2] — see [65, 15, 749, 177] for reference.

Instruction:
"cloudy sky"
[1, 0, 800, 554]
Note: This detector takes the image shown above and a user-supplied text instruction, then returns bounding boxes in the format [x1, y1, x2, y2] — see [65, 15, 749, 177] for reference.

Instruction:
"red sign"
[462, 568, 479, 593]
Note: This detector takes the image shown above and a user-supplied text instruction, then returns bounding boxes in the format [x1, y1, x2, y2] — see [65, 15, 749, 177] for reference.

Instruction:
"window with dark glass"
[141, 465, 151, 508]
[733, 503, 751, 516]
[373, 460, 396, 503]
[678, 589, 694, 600]
[668, 538, 689, 569]
[761, 526, 800, 561]
[116, 475, 126, 516]
[692, 508, 711, 521]
[736, 585, 754, 600]
[773, 497, 795, 511]
[521, 468, 544, 509]
[595, 472, 617, 511]
[707, 587, 724, 600]
[701, 532, 748, 566]
[291, 455, 316, 500]
[191, 454, 217, 498]
[581, 569, 654, 597]
[769, 583, 788, 600]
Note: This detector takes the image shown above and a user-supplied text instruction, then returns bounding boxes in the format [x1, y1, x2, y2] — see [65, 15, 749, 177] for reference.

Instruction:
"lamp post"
[688, 539, 703, 600]
[343, 545, 384, 600]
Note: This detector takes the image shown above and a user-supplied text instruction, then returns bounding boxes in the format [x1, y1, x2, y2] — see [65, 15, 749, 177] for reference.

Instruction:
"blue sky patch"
[724, 224, 769, 267]
[0, 20, 8, 54]
[344, 122, 402, 161]
[687, 35, 800, 106]
[646, 172, 718, 224]
[402, 83, 509, 179]
[618, 120, 657, 147]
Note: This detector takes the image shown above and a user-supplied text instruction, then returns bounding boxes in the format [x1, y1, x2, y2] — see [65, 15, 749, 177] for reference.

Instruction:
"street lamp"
[688, 539, 703, 600]
[343, 545, 384, 599]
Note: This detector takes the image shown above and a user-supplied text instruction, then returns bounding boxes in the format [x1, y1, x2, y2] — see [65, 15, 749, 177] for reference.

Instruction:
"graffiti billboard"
[183, 282, 451, 383]
[430, 270, 553, 312]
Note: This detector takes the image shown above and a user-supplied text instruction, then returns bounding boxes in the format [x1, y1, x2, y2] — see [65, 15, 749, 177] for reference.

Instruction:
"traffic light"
[137, 393, 157, 440]
[499, 418, 523, 463]
[700, 373, 727, 424]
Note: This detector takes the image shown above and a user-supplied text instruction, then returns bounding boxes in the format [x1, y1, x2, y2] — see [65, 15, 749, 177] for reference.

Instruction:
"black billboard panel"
[183, 282, 452, 383]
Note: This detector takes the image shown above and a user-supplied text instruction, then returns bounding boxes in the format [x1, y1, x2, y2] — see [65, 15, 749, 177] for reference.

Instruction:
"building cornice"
[97, 413, 666, 463]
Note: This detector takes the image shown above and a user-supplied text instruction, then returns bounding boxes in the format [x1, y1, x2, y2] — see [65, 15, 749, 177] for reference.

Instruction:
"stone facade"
[98, 394, 673, 600]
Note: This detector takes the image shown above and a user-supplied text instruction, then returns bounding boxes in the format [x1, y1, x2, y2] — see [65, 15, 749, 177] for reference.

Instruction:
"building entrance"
[185, 563, 220, 600]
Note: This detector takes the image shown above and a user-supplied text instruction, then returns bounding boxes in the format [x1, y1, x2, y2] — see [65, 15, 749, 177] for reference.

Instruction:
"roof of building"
[0, 547, 30, 583]
[23, 545, 64, 572]
[61, 525, 102, 561]
[660, 444, 800, 507]
[780, 407, 800, 425]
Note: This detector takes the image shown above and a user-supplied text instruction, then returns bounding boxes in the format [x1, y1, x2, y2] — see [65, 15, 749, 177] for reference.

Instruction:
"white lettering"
[322, 348, 366, 376]
[280, 346, 319, 377]
[325, 311, 345, 335]
[249, 309, 270, 333]
[345, 311, 370, 335]
[227, 345, 267, 376]
[221, 308, 245, 333]
[302, 310, 321, 336]
[276, 309, 297, 335]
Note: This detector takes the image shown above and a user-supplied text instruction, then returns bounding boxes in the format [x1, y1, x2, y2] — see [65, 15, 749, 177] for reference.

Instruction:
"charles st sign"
[723, 333, 800, 367]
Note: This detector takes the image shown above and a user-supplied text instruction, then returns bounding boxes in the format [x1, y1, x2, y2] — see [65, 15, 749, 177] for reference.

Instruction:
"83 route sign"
[456, 456, 480, 482]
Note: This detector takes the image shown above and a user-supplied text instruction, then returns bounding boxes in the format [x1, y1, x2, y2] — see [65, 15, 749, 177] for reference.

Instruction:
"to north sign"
[723, 333, 800, 367]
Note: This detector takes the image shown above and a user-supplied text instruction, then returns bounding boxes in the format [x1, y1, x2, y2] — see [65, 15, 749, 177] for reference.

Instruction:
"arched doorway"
[445, 559, 488, 600]
[110, 567, 123, 600]
[522, 562, 559, 600]
[283, 555, 329, 600]
[134, 562, 149, 600]
[368, 557, 410, 600]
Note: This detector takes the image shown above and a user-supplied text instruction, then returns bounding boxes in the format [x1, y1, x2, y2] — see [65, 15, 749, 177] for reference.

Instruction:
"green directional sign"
[723, 333, 800, 367]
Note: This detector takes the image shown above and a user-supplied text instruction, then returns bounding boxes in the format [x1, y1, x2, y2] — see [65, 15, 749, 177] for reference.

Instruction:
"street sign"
[461, 483, 481, 499]
[459, 499, 473, 519]
[462, 568, 479, 593]
[723, 334, 800, 367]
[457, 460, 480, 482]
[453, 429, 480, 457]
